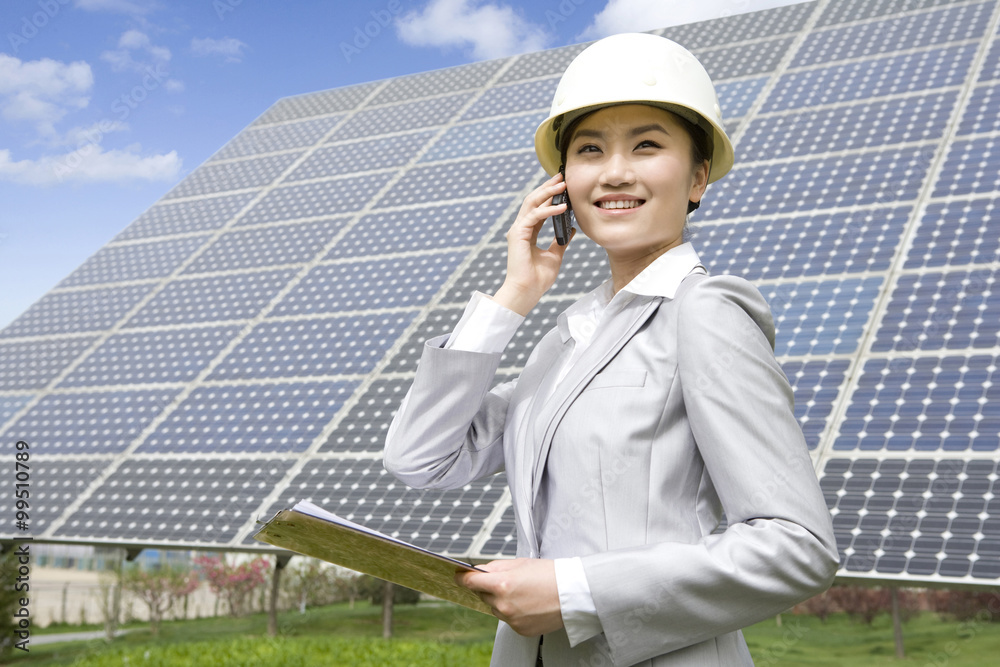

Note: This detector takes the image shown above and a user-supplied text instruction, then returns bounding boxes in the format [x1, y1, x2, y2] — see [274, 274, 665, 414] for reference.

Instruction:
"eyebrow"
[572, 123, 670, 141]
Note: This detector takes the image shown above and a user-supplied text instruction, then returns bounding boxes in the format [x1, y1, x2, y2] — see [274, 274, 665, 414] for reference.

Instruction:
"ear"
[688, 159, 710, 204]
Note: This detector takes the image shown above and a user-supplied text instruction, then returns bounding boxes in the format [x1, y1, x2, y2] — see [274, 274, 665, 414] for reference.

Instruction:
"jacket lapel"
[529, 296, 663, 506]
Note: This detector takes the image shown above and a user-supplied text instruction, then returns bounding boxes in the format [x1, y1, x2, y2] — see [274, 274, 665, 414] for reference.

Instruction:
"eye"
[576, 144, 600, 154]
[635, 139, 661, 149]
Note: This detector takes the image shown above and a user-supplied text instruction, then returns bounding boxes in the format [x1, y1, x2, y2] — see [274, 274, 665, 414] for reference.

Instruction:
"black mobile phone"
[551, 170, 573, 246]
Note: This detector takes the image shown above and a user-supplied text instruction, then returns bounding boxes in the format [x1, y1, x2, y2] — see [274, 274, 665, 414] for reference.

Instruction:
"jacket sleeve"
[581, 275, 840, 666]
[383, 334, 513, 490]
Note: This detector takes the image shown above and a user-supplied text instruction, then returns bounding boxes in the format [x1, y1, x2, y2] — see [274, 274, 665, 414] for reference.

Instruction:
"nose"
[599, 152, 635, 187]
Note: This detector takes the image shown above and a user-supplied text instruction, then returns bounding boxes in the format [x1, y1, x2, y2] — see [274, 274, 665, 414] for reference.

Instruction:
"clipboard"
[253, 501, 492, 615]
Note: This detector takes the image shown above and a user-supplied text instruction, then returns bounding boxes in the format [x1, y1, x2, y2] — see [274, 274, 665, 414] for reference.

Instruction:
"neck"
[608, 239, 683, 294]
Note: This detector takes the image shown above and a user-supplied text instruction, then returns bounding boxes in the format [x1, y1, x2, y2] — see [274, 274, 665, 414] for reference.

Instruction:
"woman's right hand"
[492, 172, 575, 316]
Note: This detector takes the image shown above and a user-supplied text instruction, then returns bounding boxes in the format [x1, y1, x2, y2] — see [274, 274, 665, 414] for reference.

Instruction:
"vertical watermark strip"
[12, 439, 32, 652]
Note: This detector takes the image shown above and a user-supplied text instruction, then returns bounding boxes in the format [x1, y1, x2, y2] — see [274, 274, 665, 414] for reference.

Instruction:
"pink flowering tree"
[195, 553, 270, 617]
[121, 566, 199, 636]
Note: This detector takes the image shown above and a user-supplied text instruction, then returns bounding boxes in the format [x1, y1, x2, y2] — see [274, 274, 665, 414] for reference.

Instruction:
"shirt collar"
[619, 242, 707, 299]
[556, 242, 707, 344]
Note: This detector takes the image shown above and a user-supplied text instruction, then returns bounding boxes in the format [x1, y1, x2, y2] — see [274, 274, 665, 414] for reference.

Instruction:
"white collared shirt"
[446, 242, 707, 646]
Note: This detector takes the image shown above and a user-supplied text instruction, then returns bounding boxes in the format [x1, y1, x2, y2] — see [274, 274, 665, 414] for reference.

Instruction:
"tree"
[1, 547, 25, 660]
[121, 565, 199, 636]
[194, 553, 270, 617]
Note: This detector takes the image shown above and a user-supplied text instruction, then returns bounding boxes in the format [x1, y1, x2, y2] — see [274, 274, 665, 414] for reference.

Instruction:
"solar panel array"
[3, 0, 1000, 589]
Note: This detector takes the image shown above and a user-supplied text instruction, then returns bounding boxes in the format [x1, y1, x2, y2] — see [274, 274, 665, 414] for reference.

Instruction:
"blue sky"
[0, 0, 803, 329]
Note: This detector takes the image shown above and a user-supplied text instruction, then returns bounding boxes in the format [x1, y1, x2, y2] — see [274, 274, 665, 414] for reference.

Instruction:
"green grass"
[744, 611, 1000, 666]
[8, 604, 1000, 666]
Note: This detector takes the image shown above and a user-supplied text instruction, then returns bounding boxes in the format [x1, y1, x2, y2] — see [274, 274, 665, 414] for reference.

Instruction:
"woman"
[384, 33, 839, 666]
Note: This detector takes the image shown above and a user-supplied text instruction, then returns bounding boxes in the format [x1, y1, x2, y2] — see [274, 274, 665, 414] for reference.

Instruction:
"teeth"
[599, 200, 641, 209]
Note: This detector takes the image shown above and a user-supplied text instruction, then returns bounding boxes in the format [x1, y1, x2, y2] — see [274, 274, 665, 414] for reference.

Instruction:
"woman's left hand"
[456, 558, 564, 636]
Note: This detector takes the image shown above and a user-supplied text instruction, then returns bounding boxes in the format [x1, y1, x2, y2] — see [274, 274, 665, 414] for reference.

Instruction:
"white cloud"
[580, 0, 810, 39]
[0, 145, 181, 186]
[190, 37, 248, 63]
[396, 0, 549, 59]
[164, 79, 185, 93]
[74, 0, 159, 14]
[0, 55, 93, 136]
[101, 30, 170, 73]
[58, 120, 129, 148]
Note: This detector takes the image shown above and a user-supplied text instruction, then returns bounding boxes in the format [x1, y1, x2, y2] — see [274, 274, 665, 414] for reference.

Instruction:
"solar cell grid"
[694, 37, 794, 81]
[821, 457, 1000, 579]
[374, 152, 540, 207]
[270, 252, 466, 315]
[123, 270, 297, 327]
[0, 285, 155, 338]
[327, 197, 509, 257]
[957, 83, 1000, 135]
[420, 112, 546, 162]
[183, 217, 350, 274]
[254, 458, 506, 552]
[481, 504, 517, 557]
[905, 197, 1000, 269]
[816, 0, 958, 27]
[55, 459, 295, 543]
[0, 460, 105, 534]
[660, 2, 814, 49]
[236, 173, 394, 225]
[784, 359, 850, 449]
[139, 381, 357, 454]
[6, 389, 180, 455]
[320, 378, 411, 453]
[872, 268, 1000, 352]
[207, 312, 416, 380]
[933, 135, 1000, 197]
[57, 326, 241, 388]
[741, 91, 957, 161]
[714, 77, 769, 120]
[764, 43, 975, 112]
[792, 1, 992, 67]
[980, 34, 1000, 81]
[833, 354, 1000, 452]
[0, 396, 33, 426]
[113, 192, 257, 241]
[330, 92, 472, 141]
[251, 82, 379, 126]
[381, 307, 464, 374]
[461, 78, 558, 120]
[163, 152, 303, 200]
[496, 43, 588, 84]
[285, 131, 436, 180]
[58, 236, 211, 287]
[763, 276, 884, 356]
[5, 0, 1000, 580]
[691, 206, 910, 281]
[0, 337, 100, 390]
[698, 146, 935, 220]
[209, 115, 344, 162]
[369, 59, 505, 105]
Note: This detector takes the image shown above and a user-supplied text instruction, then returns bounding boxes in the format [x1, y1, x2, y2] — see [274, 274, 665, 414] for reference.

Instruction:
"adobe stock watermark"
[6, 0, 71, 54]
[213, 0, 244, 20]
[545, 0, 589, 30]
[54, 64, 169, 181]
[340, 0, 404, 63]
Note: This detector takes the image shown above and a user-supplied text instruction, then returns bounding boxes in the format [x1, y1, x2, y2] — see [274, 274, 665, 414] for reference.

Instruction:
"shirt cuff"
[554, 557, 603, 647]
[446, 291, 524, 354]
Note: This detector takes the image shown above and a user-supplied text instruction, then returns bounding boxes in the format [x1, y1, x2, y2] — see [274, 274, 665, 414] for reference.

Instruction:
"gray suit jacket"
[385, 272, 839, 666]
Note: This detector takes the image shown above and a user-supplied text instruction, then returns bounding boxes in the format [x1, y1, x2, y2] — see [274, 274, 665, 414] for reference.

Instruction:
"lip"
[593, 194, 646, 213]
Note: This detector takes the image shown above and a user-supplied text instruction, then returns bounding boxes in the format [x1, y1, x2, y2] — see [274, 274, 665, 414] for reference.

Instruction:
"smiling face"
[563, 104, 709, 266]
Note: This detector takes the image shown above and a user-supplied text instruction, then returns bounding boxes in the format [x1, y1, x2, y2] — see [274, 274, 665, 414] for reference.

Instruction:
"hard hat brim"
[534, 100, 735, 184]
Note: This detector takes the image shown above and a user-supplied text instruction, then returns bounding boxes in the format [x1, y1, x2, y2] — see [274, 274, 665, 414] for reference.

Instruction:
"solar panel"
[3, 0, 1000, 593]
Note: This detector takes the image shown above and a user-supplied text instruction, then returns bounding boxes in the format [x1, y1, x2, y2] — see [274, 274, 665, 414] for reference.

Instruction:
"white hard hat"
[534, 33, 735, 184]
